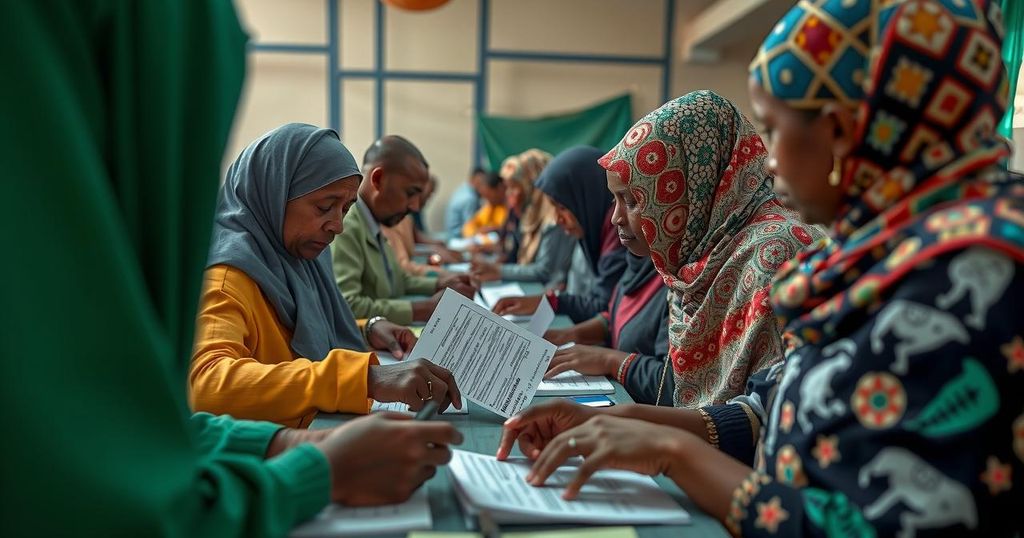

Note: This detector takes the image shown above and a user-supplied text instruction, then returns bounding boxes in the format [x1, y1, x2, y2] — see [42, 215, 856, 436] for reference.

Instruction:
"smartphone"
[566, 394, 615, 407]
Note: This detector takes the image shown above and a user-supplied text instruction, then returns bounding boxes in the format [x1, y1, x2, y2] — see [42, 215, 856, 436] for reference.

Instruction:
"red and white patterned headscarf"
[599, 91, 821, 407]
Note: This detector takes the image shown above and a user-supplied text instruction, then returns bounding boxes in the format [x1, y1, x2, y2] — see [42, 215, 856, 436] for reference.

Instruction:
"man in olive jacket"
[332, 136, 475, 325]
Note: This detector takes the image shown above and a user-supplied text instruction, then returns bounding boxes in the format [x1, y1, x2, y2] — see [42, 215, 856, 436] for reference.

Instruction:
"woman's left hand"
[526, 415, 690, 500]
[545, 344, 627, 378]
[367, 320, 417, 359]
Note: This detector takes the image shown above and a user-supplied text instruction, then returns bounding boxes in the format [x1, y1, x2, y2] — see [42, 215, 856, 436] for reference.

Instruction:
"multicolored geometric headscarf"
[599, 91, 820, 408]
[752, 0, 1024, 346]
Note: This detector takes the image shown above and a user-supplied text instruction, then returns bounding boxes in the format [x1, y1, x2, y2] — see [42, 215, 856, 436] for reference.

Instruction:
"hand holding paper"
[408, 289, 555, 418]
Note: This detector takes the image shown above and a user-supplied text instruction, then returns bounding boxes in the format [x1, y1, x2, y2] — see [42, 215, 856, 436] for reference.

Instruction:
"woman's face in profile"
[606, 170, 651, 257]
[281, 175, 360, 259]
[748, 77, 844, 225]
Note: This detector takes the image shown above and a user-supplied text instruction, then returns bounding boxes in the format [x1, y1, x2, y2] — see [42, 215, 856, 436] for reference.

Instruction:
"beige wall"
[230, 0, 698, 231]
[229, 0, 1023, 230]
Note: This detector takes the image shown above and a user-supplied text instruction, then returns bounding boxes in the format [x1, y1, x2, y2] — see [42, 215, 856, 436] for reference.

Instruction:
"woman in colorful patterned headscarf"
[497, 2, 1022, 537]
[598, 90, 819, 408]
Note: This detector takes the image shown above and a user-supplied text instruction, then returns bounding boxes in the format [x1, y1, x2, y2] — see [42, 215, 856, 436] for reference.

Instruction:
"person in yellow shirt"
[461, 170, 508, 239]
[191, 123, 462, 427]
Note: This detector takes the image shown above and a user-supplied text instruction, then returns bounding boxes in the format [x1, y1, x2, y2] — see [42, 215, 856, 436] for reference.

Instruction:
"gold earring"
[828, 157, 842, 187]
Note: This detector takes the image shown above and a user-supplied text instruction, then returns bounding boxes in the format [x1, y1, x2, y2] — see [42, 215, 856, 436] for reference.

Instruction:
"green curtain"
[478, 94, 633, 170]
[1001, 0, 1022, 138]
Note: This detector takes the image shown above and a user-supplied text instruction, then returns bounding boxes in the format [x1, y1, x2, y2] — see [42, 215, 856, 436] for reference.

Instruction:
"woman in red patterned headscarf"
[498, 2, 1023, 536]
[598, 90, 819, 409]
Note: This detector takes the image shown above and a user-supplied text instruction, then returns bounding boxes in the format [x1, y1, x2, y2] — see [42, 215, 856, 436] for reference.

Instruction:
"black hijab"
[534, 146, 614, 272]
[619, 251, 660, 295]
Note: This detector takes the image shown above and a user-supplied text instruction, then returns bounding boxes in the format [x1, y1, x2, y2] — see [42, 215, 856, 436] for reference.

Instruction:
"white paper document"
[524, 296, 555, 337]
[536, 370, 615, 396]
[448, 450, 690, 526]
[409, 289, 555, 418]
[447, 237, 473, 250]
[370, 400, 468, 415]
[445, 262, 471, 273]
[290, 487, 432, 537]
[475, 282, 526, 308]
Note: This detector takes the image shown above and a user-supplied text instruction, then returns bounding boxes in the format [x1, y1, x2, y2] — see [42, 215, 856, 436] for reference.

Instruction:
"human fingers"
[562, 449, 606, 500]
[527, 426, 595, 486]
[423, 361, 462, 410]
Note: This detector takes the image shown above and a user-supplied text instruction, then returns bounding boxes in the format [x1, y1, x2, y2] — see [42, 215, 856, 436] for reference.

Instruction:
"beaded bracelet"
[615, 353, 638, 385]
[698, 407, 720, 449]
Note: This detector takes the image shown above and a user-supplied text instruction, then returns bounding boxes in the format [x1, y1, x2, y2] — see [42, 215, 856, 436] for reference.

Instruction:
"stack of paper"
[290, 487, 431, 537]
[536, 371, 615, 396]
[448, 450, 690, 526]
[370, 400, 468, 415]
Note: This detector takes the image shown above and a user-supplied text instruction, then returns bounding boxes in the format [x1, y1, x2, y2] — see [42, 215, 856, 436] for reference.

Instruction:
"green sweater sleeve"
[0, 2, 330, 536]
[191, 412, 283, 457]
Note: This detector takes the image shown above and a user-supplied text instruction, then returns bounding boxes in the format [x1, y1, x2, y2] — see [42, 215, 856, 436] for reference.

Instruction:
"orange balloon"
[381, 0, 451, 11]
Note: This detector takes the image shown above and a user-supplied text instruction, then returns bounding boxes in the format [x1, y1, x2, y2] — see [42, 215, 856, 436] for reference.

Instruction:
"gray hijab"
[208, 123, 365, 359]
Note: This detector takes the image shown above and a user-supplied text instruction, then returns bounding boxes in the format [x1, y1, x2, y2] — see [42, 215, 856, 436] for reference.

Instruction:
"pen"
[414, 400, 440, 420]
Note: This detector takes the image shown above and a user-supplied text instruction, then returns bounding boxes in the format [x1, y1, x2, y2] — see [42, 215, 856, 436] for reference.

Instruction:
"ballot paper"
[532, 342, 616, 396]
[535, 370, 615, 396]
[476, 282, 526, 308]
[448, 450, 690, 526]
[524, 296, 555, 337]
[290, 487, 431, 537]
[409, 289, 555, 418]
[370, 400, 468, 415]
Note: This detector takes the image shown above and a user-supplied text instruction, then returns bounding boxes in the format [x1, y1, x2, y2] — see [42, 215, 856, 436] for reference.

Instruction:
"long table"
[310, 276, 729, 536]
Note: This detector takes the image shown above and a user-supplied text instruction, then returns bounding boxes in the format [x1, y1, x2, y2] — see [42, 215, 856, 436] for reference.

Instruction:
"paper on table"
[370, 400, 468, 415]
[536, 370, 615, 396]
[446, 262, 471, 273]
[447, 237, 473, 250]
[476, 282, 526, 307]
[290, 486, 431, 537]
[409, 289, 555, 418]
[534, 342, 615, 395]
[448, 450, 690, 526]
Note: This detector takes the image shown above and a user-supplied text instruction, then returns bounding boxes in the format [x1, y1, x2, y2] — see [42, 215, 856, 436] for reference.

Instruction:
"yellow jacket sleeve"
[462, 203, 508, 238]
[189, 267, 376, 428]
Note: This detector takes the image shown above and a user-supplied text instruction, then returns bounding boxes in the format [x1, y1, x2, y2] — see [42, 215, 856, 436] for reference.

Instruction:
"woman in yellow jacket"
[461, 170, 508, 238]
[190, 123, 462, 427]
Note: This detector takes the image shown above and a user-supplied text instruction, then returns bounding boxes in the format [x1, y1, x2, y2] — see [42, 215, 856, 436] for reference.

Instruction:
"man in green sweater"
[0, 2, 460, 536]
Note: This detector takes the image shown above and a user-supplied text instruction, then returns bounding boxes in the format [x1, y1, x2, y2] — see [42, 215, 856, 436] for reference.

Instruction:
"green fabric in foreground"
[478, 94, 633, 170]
[0, 1, 329, 536]
[1001, 0, 1021, 138]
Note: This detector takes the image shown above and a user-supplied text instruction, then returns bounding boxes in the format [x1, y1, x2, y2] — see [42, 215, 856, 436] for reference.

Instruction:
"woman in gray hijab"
[190, 123, 461, 427]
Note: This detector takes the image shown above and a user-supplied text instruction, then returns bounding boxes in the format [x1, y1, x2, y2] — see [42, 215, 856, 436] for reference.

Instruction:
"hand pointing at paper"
[496, 399, 598, 460]
[524, 415, 692, 500]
